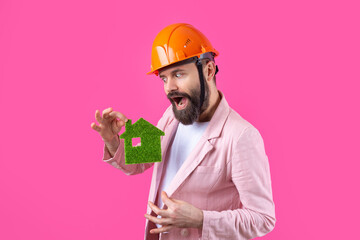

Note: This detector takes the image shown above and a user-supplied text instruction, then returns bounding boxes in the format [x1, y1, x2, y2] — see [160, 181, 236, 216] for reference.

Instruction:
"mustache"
[167, 91, 192, 101]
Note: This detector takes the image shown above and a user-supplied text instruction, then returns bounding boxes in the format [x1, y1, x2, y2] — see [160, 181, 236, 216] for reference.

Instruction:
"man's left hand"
[144, 191, 204, 234]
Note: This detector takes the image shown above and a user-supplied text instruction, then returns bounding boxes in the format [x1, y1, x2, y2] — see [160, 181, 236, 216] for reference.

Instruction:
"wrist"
[196, 209, 204, 229]
[105, 135, 120, 154]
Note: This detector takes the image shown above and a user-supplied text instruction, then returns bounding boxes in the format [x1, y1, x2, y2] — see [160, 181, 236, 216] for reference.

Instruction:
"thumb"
[161, 191, 174, 207]
[116, 120, 125, 128]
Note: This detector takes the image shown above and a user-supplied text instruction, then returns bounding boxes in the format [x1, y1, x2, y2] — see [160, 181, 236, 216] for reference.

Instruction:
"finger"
[148, 202, 167, 217]
[113, 120, 125, 132]
[144, 214, 172, 225]
[102, 107, 113, 119]
[161, 191, 175, 208]
[171, 198, 186, 204]
[95, 110, 103, 124]
[111, 119, 124, 134]
[150, 225, 173, 234]
[109, 111, 128, 123]
[90, 122, 101, 132]
[116, 120, 126, 128]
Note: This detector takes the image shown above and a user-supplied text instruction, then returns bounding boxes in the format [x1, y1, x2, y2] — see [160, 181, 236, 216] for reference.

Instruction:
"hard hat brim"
[147, 50, 219, 76]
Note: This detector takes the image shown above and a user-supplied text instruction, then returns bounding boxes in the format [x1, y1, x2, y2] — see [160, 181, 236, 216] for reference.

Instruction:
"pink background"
[1, 0, 359, 239]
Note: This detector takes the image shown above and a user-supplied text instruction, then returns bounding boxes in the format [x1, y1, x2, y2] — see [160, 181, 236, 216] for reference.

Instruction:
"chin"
[172, 103, 199, 125]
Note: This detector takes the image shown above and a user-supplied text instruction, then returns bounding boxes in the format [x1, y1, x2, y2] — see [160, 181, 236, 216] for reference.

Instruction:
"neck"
[198, 90, 221, 122]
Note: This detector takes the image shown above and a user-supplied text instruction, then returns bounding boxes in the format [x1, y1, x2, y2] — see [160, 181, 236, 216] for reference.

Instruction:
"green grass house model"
[119, 118, 165, 165]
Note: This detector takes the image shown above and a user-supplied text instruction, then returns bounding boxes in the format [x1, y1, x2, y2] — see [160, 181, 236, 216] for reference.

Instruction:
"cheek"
[181, 75, 196, 89]
[185, 79, 200, 92]
[189, 72, 200, 86]
[163, 83, 168, 95]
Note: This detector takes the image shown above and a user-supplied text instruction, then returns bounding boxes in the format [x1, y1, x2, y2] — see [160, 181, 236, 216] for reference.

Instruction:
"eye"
[160, 77, 167, 83]
[175, 72, 182, 78]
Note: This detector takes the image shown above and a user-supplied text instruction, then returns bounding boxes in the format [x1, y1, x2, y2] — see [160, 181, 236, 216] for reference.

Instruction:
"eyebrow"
[159, 69, 185, 78]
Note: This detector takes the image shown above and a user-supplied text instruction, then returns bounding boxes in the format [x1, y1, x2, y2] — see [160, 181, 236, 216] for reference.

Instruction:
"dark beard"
[167, 82, 210, 125]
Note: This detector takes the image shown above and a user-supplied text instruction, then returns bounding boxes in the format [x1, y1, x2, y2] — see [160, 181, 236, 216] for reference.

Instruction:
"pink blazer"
[103, 93, 276, 240]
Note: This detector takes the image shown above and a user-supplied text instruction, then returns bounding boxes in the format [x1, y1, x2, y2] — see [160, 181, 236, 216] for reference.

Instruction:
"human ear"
[205, 61, 216, 82]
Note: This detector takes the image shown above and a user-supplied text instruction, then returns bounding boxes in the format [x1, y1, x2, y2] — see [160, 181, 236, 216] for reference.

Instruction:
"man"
[91, 23, 276, 240]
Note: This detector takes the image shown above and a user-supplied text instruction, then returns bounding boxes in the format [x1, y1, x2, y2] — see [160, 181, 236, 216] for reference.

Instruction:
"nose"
[165, 77, 178, 93]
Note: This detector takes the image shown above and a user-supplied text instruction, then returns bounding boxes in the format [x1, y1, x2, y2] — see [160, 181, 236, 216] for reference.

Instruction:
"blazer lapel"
[166, 137, 214, 197]
[149, 118, 179, 204]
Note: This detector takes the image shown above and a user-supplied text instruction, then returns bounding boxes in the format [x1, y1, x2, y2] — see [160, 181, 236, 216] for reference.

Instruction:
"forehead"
[158, 62, 196, 77]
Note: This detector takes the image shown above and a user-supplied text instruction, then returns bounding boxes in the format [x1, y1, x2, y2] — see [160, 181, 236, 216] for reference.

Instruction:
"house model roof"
[119, 118, 165, 139]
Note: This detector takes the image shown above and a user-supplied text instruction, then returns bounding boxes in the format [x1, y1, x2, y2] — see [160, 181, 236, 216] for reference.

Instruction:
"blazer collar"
[202, 91, 230, 141]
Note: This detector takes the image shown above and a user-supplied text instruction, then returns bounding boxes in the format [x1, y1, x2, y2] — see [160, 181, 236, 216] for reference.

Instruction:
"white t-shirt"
[155, 121, 209, 227]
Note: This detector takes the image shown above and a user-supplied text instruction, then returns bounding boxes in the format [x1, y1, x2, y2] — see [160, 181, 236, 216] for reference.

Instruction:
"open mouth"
[171, 96, 188, 110]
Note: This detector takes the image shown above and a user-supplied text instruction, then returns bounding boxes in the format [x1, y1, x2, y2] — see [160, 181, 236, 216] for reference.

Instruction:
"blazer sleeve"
[102, 138, 154, 175]
[102, 105, 173, 175]
[201, 127, 276, 240]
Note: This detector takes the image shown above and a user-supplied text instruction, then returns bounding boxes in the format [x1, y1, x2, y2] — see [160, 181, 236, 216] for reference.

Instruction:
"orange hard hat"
[147, 23, 219, 75]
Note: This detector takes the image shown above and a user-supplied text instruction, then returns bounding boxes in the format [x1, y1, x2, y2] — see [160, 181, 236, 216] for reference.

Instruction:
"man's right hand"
[90, 107, 128, 156]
